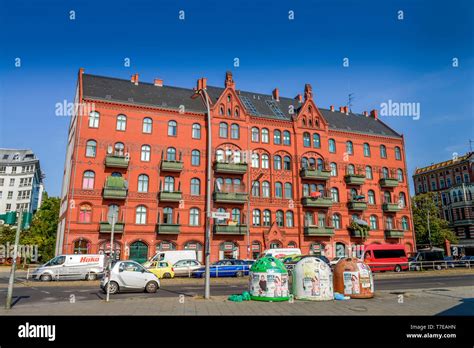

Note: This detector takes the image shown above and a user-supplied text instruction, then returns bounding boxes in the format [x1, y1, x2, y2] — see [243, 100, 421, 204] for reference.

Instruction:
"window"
[347, 164, 355, 175]
[274, 130, 281, 144]
[397, 169, 404, 182]
[382, 167, 389, 179]
[313, 133, 321, 148]
[464, 173, 469, 182]
[274, 155, 282, 170]
[369, 215, 378, 229]
[79, 204, 92, 223]
[286, 211, 294, 227]
[74, 240, 89, 255]
[231, 124, 239, 139]
[116, 114, 126, 131]
[261, 128, 269, 143]
[368, 190, 376, 204]
[138, 174, 149, 193]
[363, 143, 371, 157]
[86, 140, 97, 158]
[219, 105, 224, 115]
[346, 141, 353, 155]
[135, 205, 147, 224]
[329, 139, 336, 153]
[316, 158, 324, 171]
[395, 146, 402, 160]
[384, 191, 392, 203]
[283, 156, 291, 170]
[262, 181, 270, 197]
[167, 147, 176, 161]
[275, 182, 283, 198]
[164, 176, 175, 192]
[276, 210, 284, 227]
[331, 187, 339, 202]
[303, 132, 311, 147]
[168, 120, 177, 136]
[189, 208, 200, 226]
[261, 154, 269, 169]
[219, 123, 228, 138]
[163, 207, 173, 224]
[305, 212, 314, 226]
[89, 111, 99, 128]
[252, 181, 260, 197]
[251, 127, 259, 142]
[263, 210, 271, 226]
[284, 183, 293, 199]
[191, 150, 200, 166]
[332, 214, 341, 229]
[401, 216, 409, 230]
[114, 142, 125, 156]
[365, 166, 373, 179]
[82, 171, 95, 189]
[190, 178, 200, 195]
[380, 145, 387, 158]
[141, 145, 151, 161]
[399, 192, 407, 208]
[253, 209, 261, 226]
[234, 108, 239, 117]
[251, 153, 259, 168]
[283, 131, 291, 145]
[385, 217, 393, 230]
[330, 162, 337, 176]
[231, 208, 241, 224]
[143, 118, 152, 133]
[192, 123, 201, 139]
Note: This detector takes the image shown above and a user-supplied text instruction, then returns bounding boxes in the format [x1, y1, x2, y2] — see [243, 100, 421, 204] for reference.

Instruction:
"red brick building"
[55, 69, 415, 263]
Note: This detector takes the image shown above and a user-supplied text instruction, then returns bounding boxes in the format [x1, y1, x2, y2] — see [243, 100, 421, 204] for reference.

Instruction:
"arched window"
[79, 204, 92, 223]
[251, 127, 259, 142]
[274, 130, 281, 144]
[399, 192, 407, 208]
[216, 149, 224, 162]
[302, 184, 309, 197]
[86, 140, 97, 158]
[116, 114, 127, 131]
[252, 181, 260, 197]
[164, 176, 175, 192]
[380, 145, 387, 158]
[231, 208, 241, 224]
[82, 171, 95, 189]
[283, 156, 291, 170]
[350, 188, 358, 199]
[219, 105, 224, 115]
[274, 155, 282, 170]
[386, 216, 394, 229]
[135, 205, 147, 224]
[252, 209, 261, 227]
[219, 122, 228, 138]
[303, 132, 311, 147]
[142, 117, 152, 133]
[382, 167, 389, 179]
[262, 181, 270, 197]
[363, 143, 371, 157]
[284, 183, 292, 199]
[305, 211, 314, 226]
[286, 211, 294, 227]
[231, 124, 240, 139]
[191, 150, 200, 166]
[395, 146, 402, 160]
[301, 157, 309, 169]
[365, 166, 373, 179]
[167, 147, 176, 161]
[192, 123, 201, 139]
[141, 145, 151, 161]
[190, 178, 200, 195]
[384, 191, 392, 203]
[89, 111, 99, 128]
[275, 182, 283, 198]
[368, 190, 376, 204]
[347, 164, 355, 175]
[330, 162, 337, 176]
[138, 174, 149, 192]
[401, 216, 409, 230]
[214, 207, 226, 225]
[329, 139, 336, 153]
[397, 169, 404, 182]
[261, 128, 269, 143]
[189, 208, 200, 226]
[313, 133, 321, 148]
[332, 214, 341, 229]
[114, 142, 125, 156]
[74, 239, 90, 254]
[369, 215, 378, 229]
[346, 141, 354, 155]
[317, 158, 323, 171]
[276, 210, 284, 227]
[263, 210, 271, 226]
[251, 153, 259, 168]
[283, 131, 291, 145]
[261, 154, 269, 169]
[163, 207, 173, 224]
[168, 120, 177, 136]
[331, 187, 339, 202]
[234, 107, 240, 117]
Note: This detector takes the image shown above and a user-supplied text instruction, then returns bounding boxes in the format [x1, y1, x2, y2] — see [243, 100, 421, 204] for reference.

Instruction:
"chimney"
[330, 105, 335, 112]
[295, 94, 303, 103]
[197, 77, 207, 91]
[363, 111, 368, 117]
[370, 109, 378, 120]
[131, 73, 139, 85]
[339, 106, 344, 113]
[272, 88, 280, 101]
[154, 78, 163, 87]
[344, 106, 349, 114]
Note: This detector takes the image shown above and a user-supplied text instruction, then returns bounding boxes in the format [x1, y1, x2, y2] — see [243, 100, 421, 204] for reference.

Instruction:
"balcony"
[99, 221, 125, 233]
[301, 196, 333, 208]
[103, 177, 127, 200]
[156, 224, 181, 235]
[105, 154, 129, 169]
[213, 162, 248, 174]
[382, 203, 401, 213]
[213, 192, 248, 204]
[379, 178, 399, 188]
[384, 229, 405, 239]
[304, 226, 335, 237]
[213, 224, 247, 235]
[349, 229, 370, 238]
[161, 160, 184, 172]
[344, 174, 366, 185]
[300, 169, 331, 181]
[158, 191, 183, 202]
[347, 200, 368, 211]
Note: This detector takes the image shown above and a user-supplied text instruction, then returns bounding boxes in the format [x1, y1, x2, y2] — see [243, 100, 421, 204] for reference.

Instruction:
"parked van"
[32, 254, 106, 281]
[362, 244, 409, 272]
[408, 249, 445, 270]
[143, 250, 197, 268]
[262, 248, 302, 259]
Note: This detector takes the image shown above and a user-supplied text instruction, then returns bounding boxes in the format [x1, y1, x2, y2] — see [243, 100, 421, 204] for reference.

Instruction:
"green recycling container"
[249, 256, 289, 302]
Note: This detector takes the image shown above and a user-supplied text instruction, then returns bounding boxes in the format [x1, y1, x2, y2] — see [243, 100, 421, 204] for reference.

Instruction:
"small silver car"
[172, 259, 202, 277]
[100, 260, 160, 294]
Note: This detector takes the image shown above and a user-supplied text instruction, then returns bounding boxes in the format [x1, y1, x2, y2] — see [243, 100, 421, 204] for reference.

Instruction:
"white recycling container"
[292, 257, 333, 301]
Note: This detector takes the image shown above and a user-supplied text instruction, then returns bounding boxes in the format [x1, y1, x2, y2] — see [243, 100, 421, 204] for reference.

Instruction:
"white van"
[32, 254, 106, 281]
[143, 250, 196, 268]
[262, 248, 302, 259]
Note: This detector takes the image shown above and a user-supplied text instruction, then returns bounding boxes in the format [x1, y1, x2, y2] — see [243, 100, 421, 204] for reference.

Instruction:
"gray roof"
[0, 148, 38, 164]
[82, 74, 401, 138]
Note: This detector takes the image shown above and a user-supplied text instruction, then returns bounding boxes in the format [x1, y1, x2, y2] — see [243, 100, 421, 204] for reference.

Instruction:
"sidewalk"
[1, 286, 472, 316]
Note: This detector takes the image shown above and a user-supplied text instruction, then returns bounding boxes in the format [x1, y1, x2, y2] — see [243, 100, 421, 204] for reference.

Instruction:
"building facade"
[56, 69, 414, 263]
[0, 149, 44, 226]
[413, 152, 474, 255]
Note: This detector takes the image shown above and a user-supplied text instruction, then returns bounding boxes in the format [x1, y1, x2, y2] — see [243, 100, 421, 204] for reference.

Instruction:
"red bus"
[362, 244, 409, 272]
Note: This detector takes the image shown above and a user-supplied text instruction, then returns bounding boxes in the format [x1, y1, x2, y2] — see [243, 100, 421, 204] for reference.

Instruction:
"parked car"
[146, 261, 175, 279]
[172, 259, 202, 277]
[32, 254, 105, 281]
[100, 260, 160, 294]
[192, 259, 250, 278]
[408, 249, 445, 271]
[143, 250, 197, 268]
[362, 244, 409, 272]
[262, 248, 302, 259]
[459, 255, 474, 266]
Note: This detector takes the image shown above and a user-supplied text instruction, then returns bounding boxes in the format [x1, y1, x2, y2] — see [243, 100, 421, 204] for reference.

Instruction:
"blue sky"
[0, 0, 473, 197]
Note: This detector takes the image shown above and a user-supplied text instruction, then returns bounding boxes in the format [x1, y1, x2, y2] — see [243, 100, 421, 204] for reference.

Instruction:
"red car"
[362, 244, 409, 272]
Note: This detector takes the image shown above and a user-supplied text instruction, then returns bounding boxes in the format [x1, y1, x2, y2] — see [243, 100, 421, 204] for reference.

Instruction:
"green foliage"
[412, 192, 458, 247]
[348, 220, 370, 239]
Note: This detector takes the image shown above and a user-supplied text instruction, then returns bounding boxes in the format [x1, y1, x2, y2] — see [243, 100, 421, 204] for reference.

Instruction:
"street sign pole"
[106, 208, 117, 303]
[5, 210, 22, 310]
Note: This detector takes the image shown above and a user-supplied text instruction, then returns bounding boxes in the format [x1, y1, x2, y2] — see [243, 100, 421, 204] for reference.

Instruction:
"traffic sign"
[212, 211, 230, 219]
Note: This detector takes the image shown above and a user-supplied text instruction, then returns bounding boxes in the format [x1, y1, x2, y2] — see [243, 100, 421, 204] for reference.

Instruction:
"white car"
[100, 260, 160, 294]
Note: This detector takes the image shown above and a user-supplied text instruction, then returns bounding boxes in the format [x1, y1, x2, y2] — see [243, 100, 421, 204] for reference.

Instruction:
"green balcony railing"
[213, 224, 247, 235]
[382, 203, 401, 213]
[156, 224, 181, 234]
[384, 229, 404, 238]
[99, 221, 125, 233]
[379, 178, 399, 188]
[300, 169, 331, 180]
[344, 174, 366, 185]
[347, 200, 368, 211]
[103, 177, 127, 200]
[304, 226, 335, 236]
[161, 160, 184, 172]
[213, 192, 248, 204]
[213, 162, 248, 174]
[105, 154, 129, 168]
[301, 196, 333, 208]
[158, 191, 183, 202]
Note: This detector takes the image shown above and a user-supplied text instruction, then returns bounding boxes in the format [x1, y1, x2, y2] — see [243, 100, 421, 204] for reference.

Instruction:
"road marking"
[41, 291, 51, 294]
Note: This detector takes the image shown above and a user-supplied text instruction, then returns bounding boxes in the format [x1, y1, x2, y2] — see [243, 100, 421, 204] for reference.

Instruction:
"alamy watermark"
[0, 242, 40, 262]
[55, 99, 96, 117]
[380, 99, 421, 120]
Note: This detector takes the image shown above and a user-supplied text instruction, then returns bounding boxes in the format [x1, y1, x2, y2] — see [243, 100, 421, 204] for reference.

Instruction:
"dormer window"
[227, 94, 231, 102]
[234, 108, 239, 117]
[227, 108, 231, 116]
[219, 105, 224, 115]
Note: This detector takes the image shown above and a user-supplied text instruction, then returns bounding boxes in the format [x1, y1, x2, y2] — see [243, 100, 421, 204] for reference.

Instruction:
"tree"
[412, 192, 457, 247]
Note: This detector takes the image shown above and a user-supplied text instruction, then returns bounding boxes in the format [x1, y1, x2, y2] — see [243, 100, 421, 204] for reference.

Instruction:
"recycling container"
[249, 256, 289, 302]
[333, 258, 374, 299]
[292, 257, 333, 301]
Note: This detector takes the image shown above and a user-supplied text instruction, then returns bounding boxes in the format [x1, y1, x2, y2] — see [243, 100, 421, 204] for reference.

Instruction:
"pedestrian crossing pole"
[5, 210, 23, 309]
